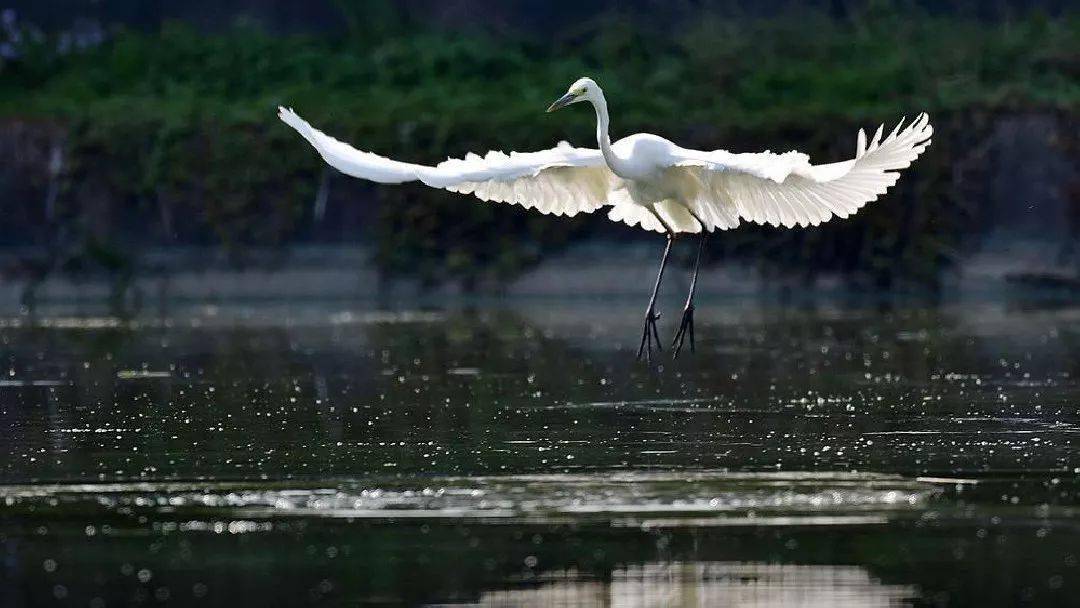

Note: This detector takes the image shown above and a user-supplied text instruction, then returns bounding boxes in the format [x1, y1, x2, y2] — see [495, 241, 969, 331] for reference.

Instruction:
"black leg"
[637, 234, 674, 363]
[673, 230, 708, 358]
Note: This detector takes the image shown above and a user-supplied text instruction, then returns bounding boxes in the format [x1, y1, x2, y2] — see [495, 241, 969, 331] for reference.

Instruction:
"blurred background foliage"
[0, 0, 1077, 291]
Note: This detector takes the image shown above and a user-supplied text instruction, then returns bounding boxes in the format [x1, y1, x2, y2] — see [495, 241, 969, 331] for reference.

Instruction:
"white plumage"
[278, 78, 930, 236]
[279, 76, 932, 360]
[279, 108, 611, 217]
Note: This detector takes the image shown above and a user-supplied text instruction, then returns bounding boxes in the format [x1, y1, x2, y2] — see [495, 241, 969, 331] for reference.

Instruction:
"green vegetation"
[2, 3, 1077, 289]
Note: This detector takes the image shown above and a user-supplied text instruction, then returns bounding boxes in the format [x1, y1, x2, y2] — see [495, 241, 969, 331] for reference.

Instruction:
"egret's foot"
[636, 308, 663, 362]
[671, 304, 695, 358]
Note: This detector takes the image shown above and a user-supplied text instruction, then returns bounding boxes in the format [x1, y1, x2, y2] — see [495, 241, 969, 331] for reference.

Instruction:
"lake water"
[1, 298, 1078, 606]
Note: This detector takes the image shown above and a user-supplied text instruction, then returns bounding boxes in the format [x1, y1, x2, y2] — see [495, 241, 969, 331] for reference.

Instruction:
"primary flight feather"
[279, 76, 932, 360]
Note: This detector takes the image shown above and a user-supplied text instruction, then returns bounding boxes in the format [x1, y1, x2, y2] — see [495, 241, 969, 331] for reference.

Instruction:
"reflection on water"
[457, 562, 917, 608]
[1, 299, 1079, 605]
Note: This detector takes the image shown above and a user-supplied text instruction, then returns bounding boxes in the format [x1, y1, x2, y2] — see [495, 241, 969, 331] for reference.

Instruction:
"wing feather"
[281, 106, 931, 232]
[279, 107, 612, 217]
[668, 113, 933, 231]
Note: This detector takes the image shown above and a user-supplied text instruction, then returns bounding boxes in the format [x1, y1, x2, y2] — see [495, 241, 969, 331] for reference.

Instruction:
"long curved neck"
[591, 92, 626, 177]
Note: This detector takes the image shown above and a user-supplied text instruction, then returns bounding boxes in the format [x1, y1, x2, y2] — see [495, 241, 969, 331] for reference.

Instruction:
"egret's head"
[546, 77, 600, 113]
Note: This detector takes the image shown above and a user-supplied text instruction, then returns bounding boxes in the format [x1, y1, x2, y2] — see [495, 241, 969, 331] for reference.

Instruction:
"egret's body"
[279, 77, 932, 359]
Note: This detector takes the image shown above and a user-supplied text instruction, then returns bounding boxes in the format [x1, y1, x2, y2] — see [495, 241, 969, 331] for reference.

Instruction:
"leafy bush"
[1, 4, 1076, 289]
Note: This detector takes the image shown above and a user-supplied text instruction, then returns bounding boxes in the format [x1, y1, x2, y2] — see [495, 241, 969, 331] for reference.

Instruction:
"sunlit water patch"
[0, 471, 938, 526]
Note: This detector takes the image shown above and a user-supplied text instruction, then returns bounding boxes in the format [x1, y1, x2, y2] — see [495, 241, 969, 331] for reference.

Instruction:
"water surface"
[1, 299, 1078, 606]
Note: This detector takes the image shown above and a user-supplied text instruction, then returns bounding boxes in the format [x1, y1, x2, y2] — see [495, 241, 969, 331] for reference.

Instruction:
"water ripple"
[0, 471, 939, 526]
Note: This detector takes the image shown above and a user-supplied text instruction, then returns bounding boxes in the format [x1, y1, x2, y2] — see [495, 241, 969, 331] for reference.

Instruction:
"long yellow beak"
[546, 92, 576, 113]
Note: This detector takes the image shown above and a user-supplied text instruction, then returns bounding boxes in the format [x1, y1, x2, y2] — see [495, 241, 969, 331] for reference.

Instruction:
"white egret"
[279, 77, 932, 361]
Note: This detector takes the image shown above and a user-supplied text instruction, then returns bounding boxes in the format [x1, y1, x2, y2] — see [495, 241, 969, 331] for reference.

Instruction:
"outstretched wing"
[279, 107, 613, 217]
[667, 113, 933, 231]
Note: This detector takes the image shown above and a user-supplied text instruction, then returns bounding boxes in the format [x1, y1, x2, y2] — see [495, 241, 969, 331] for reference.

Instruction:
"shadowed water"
[1, 298, 1078, 606]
